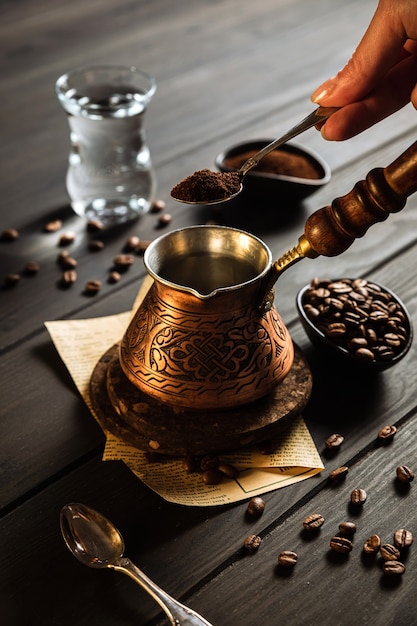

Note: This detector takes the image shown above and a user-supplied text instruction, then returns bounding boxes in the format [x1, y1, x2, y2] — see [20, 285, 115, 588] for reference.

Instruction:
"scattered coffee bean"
[158, 213, 172, 227]
[136, 239, 151, 254]
[325, 433, 344, 449]
[380, 543, 401, 561]
[363, 534, 381, 554]
[382, 560, 406, 576]
[108, 271, 121, 284]
[60, 256, 78, 270]
[202, 468, 223, 485]
[86, 219, 104, 232]
[218, 462, 239, 479]
[200, 455, 219, 471]
[396, 465, 414, 483]
[329, 466, 349, 481]
[302, 277, 411, 364]
[377, 425, 397, 443]
[58, 231, 76, 246]
[44, 220, 62, 233]
[4, 273, 20, 287]
[244, 534, 262, 552]
[246, 497, 265, 518]
[329, 536, 353, 554]
[84, 279, 102, 295]
[113, 254, 135, 270]
[61, 270, 77, 286]
[24, 261, 40, 275]
[350, 488, 367, 506]
[124, 235, 141, 251]
[303, 513, 325, 531]
[57, 250, 70, 264]
[277, 551, 298, 567]
[338, 521, 357, 537]
[88, 239, 104, 252]
[1, 227, 19, 241]
[151, 199, 166, 213]
[393, 528, 414, 549]
[182, 456, 198, 473]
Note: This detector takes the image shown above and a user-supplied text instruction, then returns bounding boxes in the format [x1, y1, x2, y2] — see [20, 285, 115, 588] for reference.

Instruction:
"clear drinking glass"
[55, 65, 157, 224]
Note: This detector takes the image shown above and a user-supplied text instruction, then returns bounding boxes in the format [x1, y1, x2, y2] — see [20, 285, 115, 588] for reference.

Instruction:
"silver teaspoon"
[60, 503, 213, 626]
[171, 105, 339, 205]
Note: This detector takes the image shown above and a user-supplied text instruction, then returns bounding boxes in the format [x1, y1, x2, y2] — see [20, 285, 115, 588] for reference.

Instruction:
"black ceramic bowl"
[215, 140, 331, 203]
[296, 279, 413, 371]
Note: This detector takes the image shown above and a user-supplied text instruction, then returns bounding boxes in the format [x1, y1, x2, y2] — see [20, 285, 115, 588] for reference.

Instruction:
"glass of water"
[55, 65, 157, 225]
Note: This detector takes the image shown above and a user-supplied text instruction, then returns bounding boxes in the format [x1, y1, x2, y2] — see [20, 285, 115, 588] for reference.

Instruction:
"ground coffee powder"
[171, 169, 242, 203]
[224, 149, 321, 179]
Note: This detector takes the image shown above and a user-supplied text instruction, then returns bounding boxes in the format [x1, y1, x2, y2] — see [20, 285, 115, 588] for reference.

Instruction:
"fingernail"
[311, 89, 329, 104]
[320, 123, 333, 141]
[311, 77, 337, 104]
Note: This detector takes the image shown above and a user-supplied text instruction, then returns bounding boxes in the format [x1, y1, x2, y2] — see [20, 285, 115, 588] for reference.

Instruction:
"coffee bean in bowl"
[296, 278, 413, 371]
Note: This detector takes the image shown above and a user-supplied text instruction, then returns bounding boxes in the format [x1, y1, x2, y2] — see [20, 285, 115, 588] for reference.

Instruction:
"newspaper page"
[46, 277, 324, 506]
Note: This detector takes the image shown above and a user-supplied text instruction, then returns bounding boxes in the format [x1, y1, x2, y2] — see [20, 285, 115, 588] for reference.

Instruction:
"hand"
[310, 0, 417, 140]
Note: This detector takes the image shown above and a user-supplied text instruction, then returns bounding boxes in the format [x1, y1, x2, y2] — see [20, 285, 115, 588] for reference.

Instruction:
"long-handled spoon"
[60, 503, 213, 626]
[171, 105, 339, 205]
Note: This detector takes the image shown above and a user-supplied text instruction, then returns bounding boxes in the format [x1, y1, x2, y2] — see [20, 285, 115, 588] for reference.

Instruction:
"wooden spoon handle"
[303, 140, 417, 257]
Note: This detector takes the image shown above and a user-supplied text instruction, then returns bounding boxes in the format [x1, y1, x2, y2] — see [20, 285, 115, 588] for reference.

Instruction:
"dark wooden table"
[2, 1, 417, 624]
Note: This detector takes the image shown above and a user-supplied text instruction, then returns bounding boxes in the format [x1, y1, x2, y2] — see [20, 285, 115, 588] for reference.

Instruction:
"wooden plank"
[1, 318, 416, 624]
[1, 400, 416, 626]
[2, 1, 417, 623]
[3, 0, 417, 354]
[1, 237, 416, 525]
[0, 458, 167, 625]
[183, 415, 417, 626]
[2, 129, 417, 350]
[0, 0, 378, 219]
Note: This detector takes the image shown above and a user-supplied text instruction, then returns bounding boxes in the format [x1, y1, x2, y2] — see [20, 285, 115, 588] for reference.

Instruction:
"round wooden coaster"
[89, 342, 312, 457]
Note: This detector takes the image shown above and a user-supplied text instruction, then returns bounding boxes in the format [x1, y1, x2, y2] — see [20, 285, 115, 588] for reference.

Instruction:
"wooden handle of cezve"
[303, 140, 417, 257]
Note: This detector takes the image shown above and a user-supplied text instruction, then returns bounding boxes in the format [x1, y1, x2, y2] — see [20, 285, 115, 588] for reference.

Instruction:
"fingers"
[311, 1, 412, 107]
[318, 53, 417, 140]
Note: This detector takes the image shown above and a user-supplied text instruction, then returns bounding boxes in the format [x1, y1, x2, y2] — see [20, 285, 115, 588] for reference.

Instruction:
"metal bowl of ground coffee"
[215, 140, 331, 203]
[296, 277, 413, 371]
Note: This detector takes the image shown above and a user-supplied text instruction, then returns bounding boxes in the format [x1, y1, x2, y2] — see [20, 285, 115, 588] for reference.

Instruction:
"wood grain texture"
[2, 0, 417, 624]
[186, 417, 417, 626]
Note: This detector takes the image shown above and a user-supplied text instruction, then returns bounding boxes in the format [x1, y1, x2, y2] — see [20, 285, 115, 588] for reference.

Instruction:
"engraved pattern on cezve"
[121, 288, 292, 395]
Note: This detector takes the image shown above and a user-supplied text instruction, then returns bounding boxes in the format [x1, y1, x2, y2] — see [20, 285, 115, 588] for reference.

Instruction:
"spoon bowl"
[60, 503, 213, 625]
[60, 502, 124, 568]
[175, 185, 243, 206]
